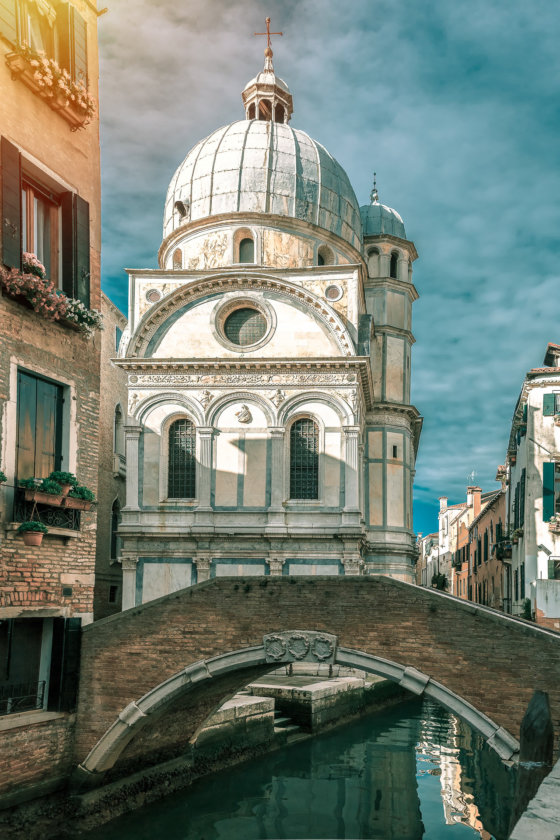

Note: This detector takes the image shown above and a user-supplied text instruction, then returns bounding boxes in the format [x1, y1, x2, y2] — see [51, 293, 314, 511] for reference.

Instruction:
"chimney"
[439, 496, 447, 512]
[470, 486, 482, 517]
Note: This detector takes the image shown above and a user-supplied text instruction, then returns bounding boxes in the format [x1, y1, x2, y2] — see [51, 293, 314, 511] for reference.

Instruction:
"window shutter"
[57, 2, 71, 73]
[520, 468, 526, 525]
[61, 192, 90, 305]
[1, 136, 21, 270]
[543, 394, 555, 415]
[75, 194, 90, 307]
[0, 0, 18, 45]
[543, 461, 555, 521]
[48, 617, 81, 712]
[71, 7, 87, 83]
[16, 371, 37, 480]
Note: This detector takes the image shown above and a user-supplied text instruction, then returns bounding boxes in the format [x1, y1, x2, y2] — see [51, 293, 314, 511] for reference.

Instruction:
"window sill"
[1, 288, 83, 332]
[0, 709, 68, 733]
[6, 52, 91, 131]
[5, 523, 81, 542]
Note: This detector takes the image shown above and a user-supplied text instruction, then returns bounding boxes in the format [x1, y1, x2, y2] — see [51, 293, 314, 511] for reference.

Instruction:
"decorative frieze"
[263, 630, 338, 664]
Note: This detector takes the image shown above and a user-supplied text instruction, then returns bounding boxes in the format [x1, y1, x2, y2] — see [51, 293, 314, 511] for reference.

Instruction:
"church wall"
[385, 336, 405, 403]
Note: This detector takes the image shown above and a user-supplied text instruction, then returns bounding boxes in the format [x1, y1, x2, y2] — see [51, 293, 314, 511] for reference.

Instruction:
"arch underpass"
[73, 576, 560, 787]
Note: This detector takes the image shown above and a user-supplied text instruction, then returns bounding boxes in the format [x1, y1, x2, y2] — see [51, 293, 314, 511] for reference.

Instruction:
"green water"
[83, 698, 515, 839]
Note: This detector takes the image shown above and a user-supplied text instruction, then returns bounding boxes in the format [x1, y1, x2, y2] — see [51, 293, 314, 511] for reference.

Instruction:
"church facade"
[116, 46, 422, 608]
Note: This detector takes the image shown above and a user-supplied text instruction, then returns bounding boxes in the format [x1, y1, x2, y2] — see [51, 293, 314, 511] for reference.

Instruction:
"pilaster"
[120, 554, 138, 610]
[194, 555, 211, 583]
[266, 427, 287, 531]
[197, 426, 214, 511]
[266, 555, 286, 576]
[342, 425, 361, 525]
[123, 425, 142, 511]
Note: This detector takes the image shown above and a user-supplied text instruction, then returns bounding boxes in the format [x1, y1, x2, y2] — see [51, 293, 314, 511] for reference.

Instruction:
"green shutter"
[61, 192, 90, 304]
[1, 136, 21, 269]
[16, 371, 37, 480]
[75, 195, 90, 307]
[543, 394, 555, 415]
[71, 7, 87, 83]
[543, 462, 555, 521]
[0, 0, 18, 45]
[61, 191, 75, 296]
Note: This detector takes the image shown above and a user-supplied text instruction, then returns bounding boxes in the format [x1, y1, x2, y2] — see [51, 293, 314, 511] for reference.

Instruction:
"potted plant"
[0, 470, 6, 484]
[48, 471, 77, 496]
[64, 484, 95, 511]
[19, 477, 63, 505]
[17, 521, 48, 547]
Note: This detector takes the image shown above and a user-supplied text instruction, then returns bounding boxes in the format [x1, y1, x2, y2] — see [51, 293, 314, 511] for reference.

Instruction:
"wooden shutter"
[75, 194, 90, 307]
[16, 371, 37, 480]
[61, 191, 90, 304]
[48, 617, 81, 712]
[543, 462, 555, 521]
[1, 136, 21, 269]
[543, 394, 555, 415]
[57, 2, 71, 73]
[0, 0, 18, 45]
[71, 7, 87, 83]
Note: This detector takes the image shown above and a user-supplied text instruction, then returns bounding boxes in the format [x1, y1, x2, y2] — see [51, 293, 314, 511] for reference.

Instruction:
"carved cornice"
[115, 357, 374, 410]
[126, 273, 358, 359]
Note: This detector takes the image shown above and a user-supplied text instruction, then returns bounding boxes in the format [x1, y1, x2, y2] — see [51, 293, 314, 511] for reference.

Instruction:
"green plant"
[37, 479, 63, 495]
[17, 521, 48, 534]
[19, 477, 39, 489]
[431, 573, 448, 591]
[48, 471, 78, 486]
[68, 485, 95, 502]
[0, 470, 7, 483]
[521, 598, 533, 621]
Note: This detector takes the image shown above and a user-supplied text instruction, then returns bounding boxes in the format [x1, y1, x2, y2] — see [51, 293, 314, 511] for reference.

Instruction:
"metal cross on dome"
[254, 17, 283, 51]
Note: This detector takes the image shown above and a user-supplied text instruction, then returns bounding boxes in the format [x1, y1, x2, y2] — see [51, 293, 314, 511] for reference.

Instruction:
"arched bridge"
[74, 576, 560, 786]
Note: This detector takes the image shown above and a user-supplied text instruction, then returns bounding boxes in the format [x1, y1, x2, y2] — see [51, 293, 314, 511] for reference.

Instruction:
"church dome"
[360, 200, 406, 240]
[163, 120, 362, 252]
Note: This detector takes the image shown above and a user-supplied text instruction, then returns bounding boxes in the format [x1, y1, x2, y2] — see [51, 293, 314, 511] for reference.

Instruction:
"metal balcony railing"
[12, 487, 81, 530]
[0, 679, 46, 716]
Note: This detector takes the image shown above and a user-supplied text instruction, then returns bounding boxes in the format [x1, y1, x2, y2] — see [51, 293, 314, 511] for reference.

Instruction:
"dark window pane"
[290, 419, 319, 499]
[224, 308, 266, 346]
[168, 419, 196, 498]
[239, 237, 254, 263]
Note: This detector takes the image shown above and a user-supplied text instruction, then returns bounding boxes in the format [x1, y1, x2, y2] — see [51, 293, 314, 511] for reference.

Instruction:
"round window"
[223, 307, 267, 346]
[146, 289, 162, 303]
[325, 284, 343, 302]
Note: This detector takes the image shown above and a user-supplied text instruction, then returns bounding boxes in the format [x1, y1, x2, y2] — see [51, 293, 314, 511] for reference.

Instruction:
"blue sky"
[98, 0, 560, 536]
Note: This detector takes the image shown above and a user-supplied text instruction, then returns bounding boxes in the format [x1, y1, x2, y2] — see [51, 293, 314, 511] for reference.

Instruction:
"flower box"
[24, 489, 63, 506]
[62, 497, 92, 511]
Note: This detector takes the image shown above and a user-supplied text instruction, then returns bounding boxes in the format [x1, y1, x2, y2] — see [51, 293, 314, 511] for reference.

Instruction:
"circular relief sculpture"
[224, 307, 267, 346]
[146, 289, 162, 303]
[324, 284, 343, 302]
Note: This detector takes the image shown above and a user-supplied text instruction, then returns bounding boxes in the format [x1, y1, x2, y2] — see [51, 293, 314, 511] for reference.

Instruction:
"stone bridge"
[74, 576, 560, 787]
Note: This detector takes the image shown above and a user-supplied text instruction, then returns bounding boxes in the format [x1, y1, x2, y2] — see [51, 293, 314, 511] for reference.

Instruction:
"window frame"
[286, 415, 322, 502]
[159, 414, 199, 503]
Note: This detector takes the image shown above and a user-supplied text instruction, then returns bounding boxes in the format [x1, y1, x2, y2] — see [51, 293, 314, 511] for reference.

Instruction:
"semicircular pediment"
[126, 274, 357, 359]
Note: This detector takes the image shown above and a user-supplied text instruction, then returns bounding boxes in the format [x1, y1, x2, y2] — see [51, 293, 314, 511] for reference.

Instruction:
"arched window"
[390, 251, 399, 279]
[173, 248, 182, 269]
[290, 419, 319, 500]
[317, 245, 334, 266]
[274, 103, 285, 123]
[110, 499, 121, 560]
[239, 237, 254, 263]
[258, 99, 272, 120]
[168, 419, 196, 498]
[248, 102, 256, 120]
[367, 247, 380, 277]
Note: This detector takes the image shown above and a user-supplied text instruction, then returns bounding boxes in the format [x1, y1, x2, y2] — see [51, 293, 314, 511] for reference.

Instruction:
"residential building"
[0, 0, 101, 737]
[416, 532, 438, 587]
[93, 293, 127, 619]
[505, 342, 560, 628]
[115, 44, 423, 608]
[466, 489, 506, 610]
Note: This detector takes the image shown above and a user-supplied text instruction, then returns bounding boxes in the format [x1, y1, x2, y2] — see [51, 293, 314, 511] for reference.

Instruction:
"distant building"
[416, 532, 438, 587]
[466, 489, 506, 610]
[505, 343, 560, 629]
[94, 294, 127, 620]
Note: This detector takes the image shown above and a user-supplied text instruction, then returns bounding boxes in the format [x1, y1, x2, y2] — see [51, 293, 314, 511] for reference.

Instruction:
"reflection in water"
[84, 698, 515, 840]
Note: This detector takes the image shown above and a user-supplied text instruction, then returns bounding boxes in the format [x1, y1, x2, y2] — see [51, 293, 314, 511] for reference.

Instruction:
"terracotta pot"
[59, 483, 73, 496]
[22, 531, 44, 547]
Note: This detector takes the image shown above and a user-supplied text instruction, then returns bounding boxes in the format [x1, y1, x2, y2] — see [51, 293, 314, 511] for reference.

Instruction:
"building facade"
[466, 489, 506, 610]
[94, 293, 127, 620]
[0, 0, 101, 737]
[505, 343, 560, 628]
[116, 47, 422, 608]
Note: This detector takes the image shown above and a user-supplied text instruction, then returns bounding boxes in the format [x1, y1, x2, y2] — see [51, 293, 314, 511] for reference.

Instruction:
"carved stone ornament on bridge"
[263, 631, 337, 664]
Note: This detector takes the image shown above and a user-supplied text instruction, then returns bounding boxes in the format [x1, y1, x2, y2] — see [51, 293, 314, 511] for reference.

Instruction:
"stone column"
[343, 426, 361, 518]
[194, 555, 211, 583]
[397, 256, 409, 283]
[267, 427, 286, 531]
[123, 425, 142, 510]
[379, 252, 390, 277]
[121, 554, 138, 609]
[267, 556, 285, 576]
[197, 427, 214, 510]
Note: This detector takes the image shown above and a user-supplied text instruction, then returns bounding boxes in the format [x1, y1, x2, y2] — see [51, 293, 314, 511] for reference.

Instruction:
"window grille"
[168, 419, 196, 498]
[224, 308, 266, 346]
[290, 419, 319, 499]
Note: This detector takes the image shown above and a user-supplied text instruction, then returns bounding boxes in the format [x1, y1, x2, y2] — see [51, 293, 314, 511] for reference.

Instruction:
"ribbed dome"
[243, 68, 290, 94]
[360, 201, 406, 239]
[164, 120, 362, 251]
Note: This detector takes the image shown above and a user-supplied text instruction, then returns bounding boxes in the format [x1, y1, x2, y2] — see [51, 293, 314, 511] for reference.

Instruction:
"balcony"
[11, 488, 81, 534]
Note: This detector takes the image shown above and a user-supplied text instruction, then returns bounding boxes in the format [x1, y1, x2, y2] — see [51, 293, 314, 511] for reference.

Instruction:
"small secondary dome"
[164, 120, 362, 251]
[360, 176, 406, 239]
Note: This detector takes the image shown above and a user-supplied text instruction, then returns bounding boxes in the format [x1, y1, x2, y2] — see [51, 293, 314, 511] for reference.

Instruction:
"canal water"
[83, 697, 516, 840]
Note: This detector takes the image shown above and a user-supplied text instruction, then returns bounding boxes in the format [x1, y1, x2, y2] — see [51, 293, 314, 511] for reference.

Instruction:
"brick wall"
[74, 576, 560, 775]
[0, 715, 75, 800]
